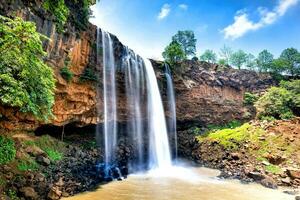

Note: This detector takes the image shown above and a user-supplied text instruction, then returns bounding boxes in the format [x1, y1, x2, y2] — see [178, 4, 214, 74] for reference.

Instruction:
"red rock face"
[0, 1, 276, 132]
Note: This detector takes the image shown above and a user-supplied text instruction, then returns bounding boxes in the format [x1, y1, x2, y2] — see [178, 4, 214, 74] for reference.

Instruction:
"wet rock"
[260, 176, 278, 189]
[19, 187, 38, 199]
[281, 177, 291, 185]
[25, 146, 45, 157]
[36, 155, 51, 166]
[287, 169, 300, 179]
[248, 172, 265, 181]
[48, 186, 62, 200]
[296, 196, 300, 200]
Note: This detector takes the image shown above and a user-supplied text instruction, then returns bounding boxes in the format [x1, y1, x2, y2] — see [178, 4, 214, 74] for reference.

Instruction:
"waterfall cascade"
[98, 28, 176, 175]
[165, 64, 178, 161]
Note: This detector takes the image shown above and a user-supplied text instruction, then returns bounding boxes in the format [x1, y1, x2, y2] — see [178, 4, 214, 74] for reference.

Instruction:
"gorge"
[0, 0, 300, 200]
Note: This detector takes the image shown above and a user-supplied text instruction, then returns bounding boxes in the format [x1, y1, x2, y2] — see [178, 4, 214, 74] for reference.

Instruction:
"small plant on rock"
[0, 136, 16, 165]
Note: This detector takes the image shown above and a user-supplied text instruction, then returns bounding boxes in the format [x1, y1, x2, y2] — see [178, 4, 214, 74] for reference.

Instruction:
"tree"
[245, 53, 256, 71]
[270, 58, 288, 75]
[172, 30, 197, 57]
[0, 16, 56, 121]
[162, 41, 186, 65]
[219, 45, 233, 65]
[230, 50, 247, 69]
[257, 50, 274, 72]
[279, 48, 300, 76]
[200, 50, 217, 63]
[218, 59, 227, 65]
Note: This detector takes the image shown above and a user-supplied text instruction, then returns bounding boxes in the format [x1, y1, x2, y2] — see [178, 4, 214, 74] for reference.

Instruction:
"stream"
[64, 166, 294, 200]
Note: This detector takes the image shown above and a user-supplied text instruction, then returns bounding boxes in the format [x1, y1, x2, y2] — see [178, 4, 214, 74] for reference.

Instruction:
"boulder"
[25, 145, 45, 157]
[295, 196, 300, 200]
[36, 155, 51, 166]
[260, 176, 278, 189]
[248, 172, 265, 181]
[287, 169, 300, 179]
[48, 186, 62, 200]
[19, 187, 38, 199]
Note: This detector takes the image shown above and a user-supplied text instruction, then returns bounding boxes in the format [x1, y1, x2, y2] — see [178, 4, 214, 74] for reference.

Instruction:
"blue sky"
[90, 0, 300, 60]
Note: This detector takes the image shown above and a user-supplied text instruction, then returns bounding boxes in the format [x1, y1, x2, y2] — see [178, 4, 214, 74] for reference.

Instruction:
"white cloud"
[179, 4, 188, 10]
[222, 0, 299, 40]
[157, 4, 171, 20]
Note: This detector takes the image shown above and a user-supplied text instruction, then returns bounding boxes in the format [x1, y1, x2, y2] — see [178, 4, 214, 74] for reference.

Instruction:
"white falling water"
[165, 64, 178, 160]
[102, 30, 117, 165]
[123, 48, 144, 169]
[144, 59, 172, 169]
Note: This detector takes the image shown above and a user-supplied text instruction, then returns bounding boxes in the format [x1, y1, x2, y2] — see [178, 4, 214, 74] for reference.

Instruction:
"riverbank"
[178, 118, 300, 195]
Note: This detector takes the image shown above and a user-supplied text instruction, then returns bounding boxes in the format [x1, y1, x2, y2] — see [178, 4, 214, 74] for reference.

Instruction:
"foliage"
[199, 123, 254, 150]
[243, 92, 258, 106]
[80, 68, 98, 82]
[35, 135, 66, 161]
[45, 149, 63, 161]
[206, 120, 242, 133]
[218, 59, 227, 65]
[6, 189, 19, 200]
[171, 30, 197, 57]
[245, 53, 256, 70]
[162, 41, 186, 66]
[200, 49, 217, 63]
[43, 0, 69, 33]
[0, 136, 16, 165]
[60, 66, 73, 82]
[280, 80, 300, 114]
[0, 16, 56, 121]
[17, 159, 39, 171]
[230, 50, 247, 69]
[255, 87, 294, 120]
[257, 50, 274, 72]
[219, 45, 233, 65]
[279, 47, 300, 76]
[66, 0, 94, 31]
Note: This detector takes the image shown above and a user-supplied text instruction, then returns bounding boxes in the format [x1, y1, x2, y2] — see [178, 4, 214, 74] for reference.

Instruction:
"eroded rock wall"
[0, 1, 276, 132]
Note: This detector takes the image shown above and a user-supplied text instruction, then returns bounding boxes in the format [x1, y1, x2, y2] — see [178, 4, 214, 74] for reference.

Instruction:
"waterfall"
[101, 30, 118, 165]
[97, 28, 173, 173]
[144, 59, 172, 169]
[165, 64, 178, 161]
[123, 48, 145, 170]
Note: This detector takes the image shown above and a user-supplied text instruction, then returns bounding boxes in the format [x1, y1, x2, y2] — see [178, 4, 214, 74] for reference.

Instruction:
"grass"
[0, 135, 16, 165]
[265, 164, 283, 174]
[17, 159, 39, 171]
[34, 135, 65, 162]
[198, 123, 259, 150]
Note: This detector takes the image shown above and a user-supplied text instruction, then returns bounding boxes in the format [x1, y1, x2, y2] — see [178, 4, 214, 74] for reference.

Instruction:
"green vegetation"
[0, 136, 16, 165]
[6, 189, 19, 200]
[0, 16, 56, 121]
[255, 80, 300, 120]
[80, 68, 98, 82]
[198, 123, 256, 150]
[230, 50, 248, 70]
[172, 30, 197, 57]
[206, 120, 242, 132]
[200, 50, 217, 63]
[243, 92, 258, 106]
[43, 0, 69, 33]
[35, 135, 65, 162]
[265, 164, 283, 174]
[45, 149, 63, 161]
[257, 50, 274, 72]
[60, 66, 74, 82]
[17, 159, 39, 171]
[162, 41, 186, 66]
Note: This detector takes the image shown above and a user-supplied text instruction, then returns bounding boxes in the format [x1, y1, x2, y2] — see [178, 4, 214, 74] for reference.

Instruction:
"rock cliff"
[0, 0, 276, 132]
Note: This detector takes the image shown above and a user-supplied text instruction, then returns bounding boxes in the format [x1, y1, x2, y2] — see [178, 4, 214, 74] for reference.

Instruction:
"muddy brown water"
[64, 166, 294, 200]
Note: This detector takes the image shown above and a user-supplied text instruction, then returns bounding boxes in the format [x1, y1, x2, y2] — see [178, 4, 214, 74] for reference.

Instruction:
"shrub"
[243, 92, 258, 106]
[43, 0, 69, 33]
[45, 149, 63, 161]
[17, 159, 39, 171]
[206, 120, 242, 132]
[80, 68, 98, 82]
[255, 87, 293, 120]
[0, 136, 16, 165]
[0, 16, 56, 121]
[280, 80, 300, 113]
[60, 66, 73, 82]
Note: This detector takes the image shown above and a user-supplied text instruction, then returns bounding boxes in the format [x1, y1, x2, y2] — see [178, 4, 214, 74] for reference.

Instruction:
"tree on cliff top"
[0, 16, 56, 121]
[200, 50, 217, 63]
[230, 50, 247, 69]
[162, 41, 186, 65]
[279, 48, 300, 76]
[172, 30, 197, 57]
